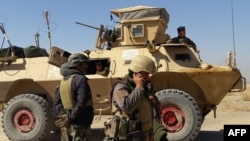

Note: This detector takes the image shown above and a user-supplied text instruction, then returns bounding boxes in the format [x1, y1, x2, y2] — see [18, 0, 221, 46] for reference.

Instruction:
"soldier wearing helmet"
[53, 53, 94, 141]
[104, 55, 158, 141]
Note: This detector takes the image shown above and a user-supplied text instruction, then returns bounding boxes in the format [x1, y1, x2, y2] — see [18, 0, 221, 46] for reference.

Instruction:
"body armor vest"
[111, 82, 153, 133]
[60, 74, 93, 109]
[60, 75, 76, 109]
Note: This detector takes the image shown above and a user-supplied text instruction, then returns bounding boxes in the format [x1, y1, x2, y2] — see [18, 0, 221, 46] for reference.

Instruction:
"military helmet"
[67, 53, 88, 68]
[60, 62, 69, 75]
[129, 55, 156, 74]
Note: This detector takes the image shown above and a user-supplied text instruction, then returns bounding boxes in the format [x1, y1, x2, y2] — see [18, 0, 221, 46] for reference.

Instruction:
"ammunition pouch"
[104, 118, 112, 137]
[104, 116, 141, 141]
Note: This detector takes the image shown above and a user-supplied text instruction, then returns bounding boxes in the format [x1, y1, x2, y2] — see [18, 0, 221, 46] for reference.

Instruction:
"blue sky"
[0, 0, 249, 82]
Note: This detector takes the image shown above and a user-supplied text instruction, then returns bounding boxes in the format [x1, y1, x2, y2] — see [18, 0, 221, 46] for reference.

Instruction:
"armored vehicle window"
[87, 59, 110, 76]
[163, 44, 201, 68]
[132, 24, 144, 37]
[175, 54, 191, 61]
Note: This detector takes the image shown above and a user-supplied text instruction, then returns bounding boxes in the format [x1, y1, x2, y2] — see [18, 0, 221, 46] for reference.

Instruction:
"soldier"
[53, 53, 94, 141]
[168, 26, 197, 52]
[95, 61, 108, 76]
[105, 55, 158, 141]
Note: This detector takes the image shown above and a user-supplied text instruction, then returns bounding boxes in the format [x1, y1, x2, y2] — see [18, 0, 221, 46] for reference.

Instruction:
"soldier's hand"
[55, 114, 69, 128]
[133, 73, 144, 88]
[150, 95, 161, 106]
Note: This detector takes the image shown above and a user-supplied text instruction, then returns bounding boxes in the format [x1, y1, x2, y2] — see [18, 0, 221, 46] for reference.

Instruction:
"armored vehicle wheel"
[1, 94, 52, 141]
[156, 89, 202, 141]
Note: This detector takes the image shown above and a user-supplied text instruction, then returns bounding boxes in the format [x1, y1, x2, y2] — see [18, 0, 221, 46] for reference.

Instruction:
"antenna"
[35, 31, 40, 48]
[230, 0, 237, 68]
[43, 9, 52, 48]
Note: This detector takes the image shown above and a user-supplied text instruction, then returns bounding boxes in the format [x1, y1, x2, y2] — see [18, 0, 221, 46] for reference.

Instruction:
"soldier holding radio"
[105, 55, 157, 141]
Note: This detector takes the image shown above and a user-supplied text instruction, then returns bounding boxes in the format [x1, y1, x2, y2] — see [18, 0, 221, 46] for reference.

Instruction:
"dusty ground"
[0, 84, 249, 141]
[193, 84, 250, 141]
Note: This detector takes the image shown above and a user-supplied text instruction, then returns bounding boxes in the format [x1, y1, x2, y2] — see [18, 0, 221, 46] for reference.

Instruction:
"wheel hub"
[14, 110, 35, 132]
[161, 106, 184, 132]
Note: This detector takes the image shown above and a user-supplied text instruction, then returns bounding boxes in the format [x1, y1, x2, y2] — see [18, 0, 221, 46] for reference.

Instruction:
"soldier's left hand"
[55, 114, 69, 128]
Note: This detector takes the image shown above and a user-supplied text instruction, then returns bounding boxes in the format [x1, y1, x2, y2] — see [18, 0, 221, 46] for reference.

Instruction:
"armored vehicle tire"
[155, 89, 202, 141]
[1, 94, 52, 141]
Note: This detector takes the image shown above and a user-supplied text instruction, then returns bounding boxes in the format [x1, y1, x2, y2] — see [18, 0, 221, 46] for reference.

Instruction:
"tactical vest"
[60, 75, 76, 109]
[112, 96, 153, 132]
[59, 74, 93, 109]
[110, 82, 152, 140]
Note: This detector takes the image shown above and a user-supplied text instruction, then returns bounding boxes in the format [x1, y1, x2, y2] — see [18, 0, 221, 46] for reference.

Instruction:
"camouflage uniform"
[104, 55, 156, 141]
[111, 77, 154, 141]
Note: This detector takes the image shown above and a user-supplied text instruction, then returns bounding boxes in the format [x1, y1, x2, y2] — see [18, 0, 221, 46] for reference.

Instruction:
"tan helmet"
[129, 55, 156, 74]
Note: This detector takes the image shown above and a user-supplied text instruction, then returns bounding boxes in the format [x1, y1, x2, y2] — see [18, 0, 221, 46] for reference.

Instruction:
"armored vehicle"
[0, 5, 246, 141]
